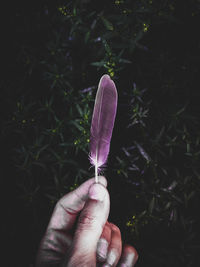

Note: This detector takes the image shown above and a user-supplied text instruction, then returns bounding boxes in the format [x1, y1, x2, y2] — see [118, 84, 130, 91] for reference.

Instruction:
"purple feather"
[89, 74, 118, 182]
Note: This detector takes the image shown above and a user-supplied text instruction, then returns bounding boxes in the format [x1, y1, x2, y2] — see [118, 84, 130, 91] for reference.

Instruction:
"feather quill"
[89, 74, 118, 183]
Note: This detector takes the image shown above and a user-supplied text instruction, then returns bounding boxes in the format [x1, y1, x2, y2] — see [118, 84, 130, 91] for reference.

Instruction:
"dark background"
[1, 1, 200, 266]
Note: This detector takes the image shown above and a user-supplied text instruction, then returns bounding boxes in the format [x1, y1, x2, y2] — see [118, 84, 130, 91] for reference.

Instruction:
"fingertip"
[124, 244, 138, 259]
[71, 176, 107, 201]
[120, 244, 139, 266]
[97, 176, 107, 187]
[97, 238, 109, 262]
[88, 182, 107, 201]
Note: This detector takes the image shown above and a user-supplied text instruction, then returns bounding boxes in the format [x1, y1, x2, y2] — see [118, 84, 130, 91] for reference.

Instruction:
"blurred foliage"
[1, 0, 200, 266]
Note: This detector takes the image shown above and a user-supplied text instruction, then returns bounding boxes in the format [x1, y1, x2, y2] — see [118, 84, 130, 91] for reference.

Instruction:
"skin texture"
[35, 176, 138, 267]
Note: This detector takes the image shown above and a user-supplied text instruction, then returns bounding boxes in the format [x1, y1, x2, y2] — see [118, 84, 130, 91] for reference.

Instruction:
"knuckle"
[109, 222, 121, 233]
[103, 223, 111, 235]
[78, 212, 97, 229]
[100, 223, 112, 241]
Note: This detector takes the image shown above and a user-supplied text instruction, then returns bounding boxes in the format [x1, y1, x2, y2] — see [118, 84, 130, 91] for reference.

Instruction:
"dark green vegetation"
[1, 1, 200, 266]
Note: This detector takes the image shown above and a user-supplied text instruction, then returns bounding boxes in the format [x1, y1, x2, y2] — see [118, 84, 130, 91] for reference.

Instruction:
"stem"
[95, 163, 98, 183]
[95, 147, 98, 183]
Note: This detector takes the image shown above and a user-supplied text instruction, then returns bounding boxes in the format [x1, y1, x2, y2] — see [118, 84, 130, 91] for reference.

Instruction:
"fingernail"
[121, 253, 138, 267]
[88, 183, 106, 201]
[97, 238, 108, 261]
[105, 249, 117, 266]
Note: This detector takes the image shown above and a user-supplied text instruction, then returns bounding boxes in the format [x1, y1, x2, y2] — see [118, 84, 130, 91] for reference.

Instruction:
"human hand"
[35, 176, 138, 267]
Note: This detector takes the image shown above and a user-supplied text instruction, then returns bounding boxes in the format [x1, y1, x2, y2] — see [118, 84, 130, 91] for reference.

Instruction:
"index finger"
[47, 176, 107, 232]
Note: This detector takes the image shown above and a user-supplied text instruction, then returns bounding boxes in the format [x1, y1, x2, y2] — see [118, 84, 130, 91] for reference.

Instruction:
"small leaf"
[101, 16, 114, 31]
[135, 142, 151, 162]
[119, 58, 132, 64]
[91, 61, 106, 67]
[165, 202, 171, 210]
[188, 191, 195, 200]
[70, 120, 84, 131]
[76, 104, 83, 116]
[149, 197, 155, 214]
[85, 31, 90, 43]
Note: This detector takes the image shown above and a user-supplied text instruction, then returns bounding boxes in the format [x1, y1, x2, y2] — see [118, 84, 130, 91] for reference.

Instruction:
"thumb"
[66, 182, 110, 266]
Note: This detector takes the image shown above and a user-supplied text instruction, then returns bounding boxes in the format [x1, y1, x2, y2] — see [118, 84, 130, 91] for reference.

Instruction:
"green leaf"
[91, 61, 106, 67]
[118, 58, 132, 64]
[149, 197, 155, 214]
[70, 120, 84, 131]
[76, 104, 83, 116]
[85, 31, 90, 43]
[101, 16, 114, 31]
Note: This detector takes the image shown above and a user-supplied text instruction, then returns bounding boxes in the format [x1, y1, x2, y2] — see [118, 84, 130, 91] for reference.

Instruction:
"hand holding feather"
[89, 74, 118, 183]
